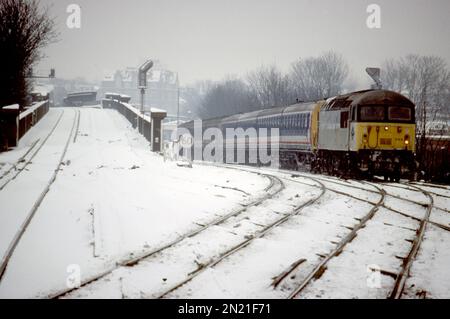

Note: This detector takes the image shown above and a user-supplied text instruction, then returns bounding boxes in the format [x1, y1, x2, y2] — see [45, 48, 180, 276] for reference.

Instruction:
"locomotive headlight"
[404, 134, 410, 145]
[384, 126, 389, 131]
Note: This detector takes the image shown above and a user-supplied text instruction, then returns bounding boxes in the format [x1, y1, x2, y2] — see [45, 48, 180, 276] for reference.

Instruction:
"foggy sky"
[37, 0, 450, 87]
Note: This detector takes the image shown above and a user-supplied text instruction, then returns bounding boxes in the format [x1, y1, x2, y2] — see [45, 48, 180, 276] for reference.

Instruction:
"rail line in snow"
[0, 109, 79, 281]
[387, 183, 433, 299]
[0, 110, 65, 191]
[155, 171, 327, 299]
[281, 178, 437, 299]
[285, 180, 386, 299]
[50, 170, 285, 298]
[151, 164, 406, 299]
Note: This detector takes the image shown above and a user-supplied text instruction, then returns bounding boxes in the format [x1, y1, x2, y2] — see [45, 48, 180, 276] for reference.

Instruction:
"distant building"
[99, 62, 178, 115]
[63, 91, 97, 106]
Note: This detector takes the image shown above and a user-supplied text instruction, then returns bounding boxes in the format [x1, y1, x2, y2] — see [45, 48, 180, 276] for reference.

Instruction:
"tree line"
[383, 54, 450, 182]
[187, 51, 349, 119]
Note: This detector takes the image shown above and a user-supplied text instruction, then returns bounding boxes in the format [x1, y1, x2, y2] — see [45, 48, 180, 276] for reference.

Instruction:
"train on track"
[180, 89, 417, 181]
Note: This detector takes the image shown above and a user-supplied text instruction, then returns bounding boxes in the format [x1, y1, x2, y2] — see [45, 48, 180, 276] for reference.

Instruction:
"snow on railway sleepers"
[154, 191, 376, 298]
[297, 207, 420, 298]
[59, 177, 319, 298]
[383, 196, 427, 220]
[403, 223, 450, 298]
[0, 110, 61, 170]
[0, 109, 77, 280]
[378, 184, 430, 204]
[429, 208, 450, 229]
[0, 107, 269, 298]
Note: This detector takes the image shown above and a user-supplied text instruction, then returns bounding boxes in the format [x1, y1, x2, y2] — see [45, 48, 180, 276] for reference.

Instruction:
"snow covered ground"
[0, 106, 449, 299]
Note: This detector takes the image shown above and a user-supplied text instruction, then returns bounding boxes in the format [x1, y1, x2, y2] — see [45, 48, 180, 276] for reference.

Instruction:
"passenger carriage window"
[304, 114, 307, 131]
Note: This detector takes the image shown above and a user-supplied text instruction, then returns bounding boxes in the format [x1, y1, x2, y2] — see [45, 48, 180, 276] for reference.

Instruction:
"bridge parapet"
[0, 101, 49, 151]
[102, 98, 166, 152]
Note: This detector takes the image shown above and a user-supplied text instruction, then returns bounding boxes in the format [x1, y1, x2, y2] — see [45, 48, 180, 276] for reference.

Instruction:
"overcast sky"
[37, 0, 450, 87]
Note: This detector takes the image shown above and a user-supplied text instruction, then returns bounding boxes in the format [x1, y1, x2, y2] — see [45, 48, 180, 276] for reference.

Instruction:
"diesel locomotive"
[180, 89, 416, 181]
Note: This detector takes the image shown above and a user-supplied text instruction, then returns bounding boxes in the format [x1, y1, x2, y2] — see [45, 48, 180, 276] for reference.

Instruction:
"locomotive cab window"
[359, 106, 385, 121]
[388, 106, 412, 122]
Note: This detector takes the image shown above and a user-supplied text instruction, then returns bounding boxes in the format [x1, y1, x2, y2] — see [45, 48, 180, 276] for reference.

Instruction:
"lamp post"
[138, 60, 153, 133]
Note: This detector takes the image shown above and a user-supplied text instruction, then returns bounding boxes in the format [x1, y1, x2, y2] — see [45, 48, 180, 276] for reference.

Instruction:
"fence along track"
[0, 110, 65, 191]
[0, 109, 78, 281]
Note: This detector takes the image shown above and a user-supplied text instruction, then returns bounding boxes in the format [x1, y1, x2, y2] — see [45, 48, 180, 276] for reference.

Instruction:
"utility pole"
[176, 73, 180, 132]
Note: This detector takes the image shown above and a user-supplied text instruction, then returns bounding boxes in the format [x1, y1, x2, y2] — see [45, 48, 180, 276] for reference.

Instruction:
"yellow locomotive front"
[348, 91, 416, 180]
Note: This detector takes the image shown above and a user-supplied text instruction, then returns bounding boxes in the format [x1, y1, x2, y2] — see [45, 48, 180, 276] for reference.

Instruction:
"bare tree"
[182, 80, 214, 118]
[0, 0, 57, 108]
[290, 51, 349, 101]
[246, 64, 293, 108]
[198, 78, 255, 119]
[383, 54, 450, 181]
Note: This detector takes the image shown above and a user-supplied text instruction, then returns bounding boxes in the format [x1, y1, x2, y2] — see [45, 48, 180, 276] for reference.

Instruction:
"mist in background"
[36, 0, 450, 87]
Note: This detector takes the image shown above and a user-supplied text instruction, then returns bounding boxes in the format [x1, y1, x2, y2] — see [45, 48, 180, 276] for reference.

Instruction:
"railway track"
[0, 109, 79, 281]
[277, 176, 438, 299]
[50, 170, 285, 298]
[141, 164, 392, 299]
[154, 172, 326, 299]
[54, 161, 448, 299]
[279, 178, 386, 298]
[0, 139, 40, 180]
[82, 164, 426, 299]
[388, 183, 433, 299]
[0, 110, 65, 191]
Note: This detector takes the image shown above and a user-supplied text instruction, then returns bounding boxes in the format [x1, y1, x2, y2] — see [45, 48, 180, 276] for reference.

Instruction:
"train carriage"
[179, 89, 417, 180]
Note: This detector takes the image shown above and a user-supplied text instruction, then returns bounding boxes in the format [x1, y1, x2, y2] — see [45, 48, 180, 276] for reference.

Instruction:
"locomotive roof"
[323, 89, 414, 110]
